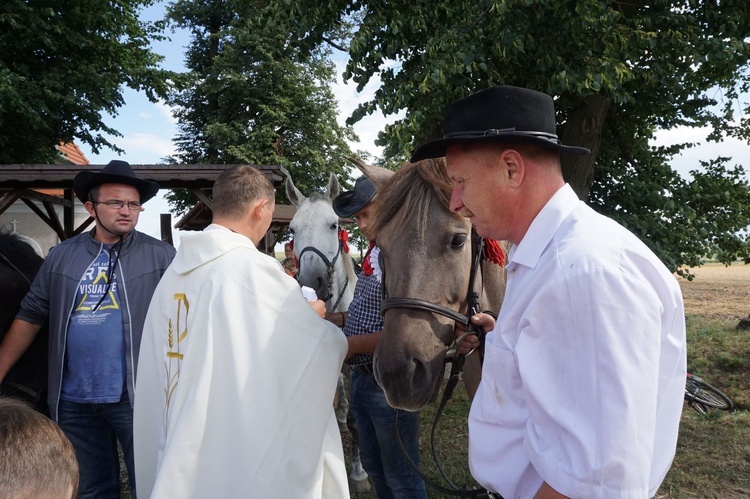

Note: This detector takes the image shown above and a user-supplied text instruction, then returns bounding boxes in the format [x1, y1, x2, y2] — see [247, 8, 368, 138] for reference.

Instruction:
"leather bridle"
[295, 226, 350, 311]
[380, 228, 490, 356]
[379, 229, 502, 498]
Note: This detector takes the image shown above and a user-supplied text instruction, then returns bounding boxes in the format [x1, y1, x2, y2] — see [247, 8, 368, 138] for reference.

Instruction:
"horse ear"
[327, 172, 340, 201]
[346, 157, 394, 191]
[285, 175, 305, 207]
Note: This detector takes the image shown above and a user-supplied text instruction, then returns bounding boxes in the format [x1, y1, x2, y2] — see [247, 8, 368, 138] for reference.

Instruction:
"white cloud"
[154, 99, 179, 124]
[116, 132, 176, 157]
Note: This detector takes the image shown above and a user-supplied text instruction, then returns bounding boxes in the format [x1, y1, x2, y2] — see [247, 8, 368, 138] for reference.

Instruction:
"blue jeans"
[350, 370, 427, 499]
[57, 396, 136, 499]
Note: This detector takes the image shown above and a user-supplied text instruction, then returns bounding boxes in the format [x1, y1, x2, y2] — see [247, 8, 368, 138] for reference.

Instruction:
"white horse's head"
[286, 173, 352, 307]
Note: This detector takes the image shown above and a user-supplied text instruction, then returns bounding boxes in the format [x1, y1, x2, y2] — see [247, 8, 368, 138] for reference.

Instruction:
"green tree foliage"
[0, 0, 174, 163]
[286, 0, 750, 274]
[163, 0, 356, 214]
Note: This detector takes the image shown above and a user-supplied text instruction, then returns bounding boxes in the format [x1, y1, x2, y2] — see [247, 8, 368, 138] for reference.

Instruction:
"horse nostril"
[409, 358, 434, 395]
[375, 354, 438, 410]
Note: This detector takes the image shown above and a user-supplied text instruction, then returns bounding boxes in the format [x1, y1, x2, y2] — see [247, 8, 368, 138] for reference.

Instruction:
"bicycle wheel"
[686, 399, 709, 415]
[685, 376, 734, 411]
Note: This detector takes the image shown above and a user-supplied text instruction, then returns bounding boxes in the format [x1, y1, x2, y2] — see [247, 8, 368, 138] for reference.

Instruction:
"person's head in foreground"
[410, 85, 589, 244]
[0, 397, 79, 499]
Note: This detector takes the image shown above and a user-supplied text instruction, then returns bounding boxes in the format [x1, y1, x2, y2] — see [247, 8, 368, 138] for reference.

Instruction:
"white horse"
[286, 173, 356, 313]
[286, 172, 369, 492]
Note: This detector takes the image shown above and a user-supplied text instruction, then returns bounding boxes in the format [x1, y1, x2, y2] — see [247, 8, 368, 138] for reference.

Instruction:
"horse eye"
[330, 223, 337, 230]
[450, 233, 467, 248]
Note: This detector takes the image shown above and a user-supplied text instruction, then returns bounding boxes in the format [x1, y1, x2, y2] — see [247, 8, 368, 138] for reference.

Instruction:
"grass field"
[346, 262, 750, 498]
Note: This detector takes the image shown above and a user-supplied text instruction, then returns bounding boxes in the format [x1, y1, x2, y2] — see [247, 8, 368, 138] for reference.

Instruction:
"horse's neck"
[480, 260, 507, 316]
[329, 255, 357, 313]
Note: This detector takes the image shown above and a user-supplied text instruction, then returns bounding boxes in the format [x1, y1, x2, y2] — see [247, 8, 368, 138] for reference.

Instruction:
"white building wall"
[0, 200, 90, 257]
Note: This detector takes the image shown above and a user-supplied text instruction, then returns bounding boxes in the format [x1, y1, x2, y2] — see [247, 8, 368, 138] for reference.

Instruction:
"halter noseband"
[295, 226, 350, 310]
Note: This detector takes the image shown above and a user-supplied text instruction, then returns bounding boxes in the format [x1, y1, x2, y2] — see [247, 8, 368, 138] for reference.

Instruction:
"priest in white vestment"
[133, 166, 350, 499]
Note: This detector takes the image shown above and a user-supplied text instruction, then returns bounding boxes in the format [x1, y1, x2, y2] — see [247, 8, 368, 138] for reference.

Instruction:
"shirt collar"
[507, 183, 580, 270]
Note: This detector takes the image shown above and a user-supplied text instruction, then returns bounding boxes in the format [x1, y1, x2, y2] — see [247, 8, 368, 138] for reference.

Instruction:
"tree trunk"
[560, 94, 611, 200]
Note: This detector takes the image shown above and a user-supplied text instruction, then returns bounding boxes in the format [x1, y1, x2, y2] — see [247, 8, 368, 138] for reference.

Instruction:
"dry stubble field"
[678, 262, 750, 319]
[659, 263, 750, 499]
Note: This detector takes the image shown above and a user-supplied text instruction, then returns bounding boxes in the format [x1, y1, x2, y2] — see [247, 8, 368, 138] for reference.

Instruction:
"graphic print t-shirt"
[61, 244, 126, 403]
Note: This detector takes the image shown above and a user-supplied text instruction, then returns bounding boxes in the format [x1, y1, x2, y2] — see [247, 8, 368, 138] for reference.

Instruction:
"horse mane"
[307, 191, 329, 203]
[370, 157, 460, 240]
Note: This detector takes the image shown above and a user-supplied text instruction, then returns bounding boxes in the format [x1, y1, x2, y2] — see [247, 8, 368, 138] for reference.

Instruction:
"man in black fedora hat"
[0, 160, 176, 498]
[413, 86, 686, 498]
[330, 175, 427, 499]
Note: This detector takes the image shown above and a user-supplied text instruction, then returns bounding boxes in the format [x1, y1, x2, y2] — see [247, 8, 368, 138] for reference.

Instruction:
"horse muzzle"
[373, 347, 446, 412]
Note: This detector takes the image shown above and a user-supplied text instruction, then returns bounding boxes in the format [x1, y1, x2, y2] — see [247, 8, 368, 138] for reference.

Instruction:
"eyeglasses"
[93, 200, 143, 211]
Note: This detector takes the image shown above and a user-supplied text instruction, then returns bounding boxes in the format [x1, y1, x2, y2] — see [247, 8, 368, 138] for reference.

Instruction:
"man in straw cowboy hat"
[0, 160, 175, 498]
[412, 86, 686, 499]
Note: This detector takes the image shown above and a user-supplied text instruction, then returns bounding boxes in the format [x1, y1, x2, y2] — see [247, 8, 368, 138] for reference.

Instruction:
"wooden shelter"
[0, 163, 291, 253]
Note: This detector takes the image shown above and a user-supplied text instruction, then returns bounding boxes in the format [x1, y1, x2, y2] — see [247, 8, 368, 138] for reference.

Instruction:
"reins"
[380, 229, 502, 498]
[0, 251, 32, 286]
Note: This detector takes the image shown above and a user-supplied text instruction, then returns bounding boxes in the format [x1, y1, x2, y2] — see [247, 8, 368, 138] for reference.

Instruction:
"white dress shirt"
[468, 184, 687, 499]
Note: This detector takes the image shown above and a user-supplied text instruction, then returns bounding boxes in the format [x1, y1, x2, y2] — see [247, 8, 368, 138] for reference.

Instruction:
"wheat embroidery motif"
[164, 293, 189, 433]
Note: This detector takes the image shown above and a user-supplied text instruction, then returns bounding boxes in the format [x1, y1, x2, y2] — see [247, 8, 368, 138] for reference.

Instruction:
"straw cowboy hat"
[72, 160, 160, 204]
[332, 176, 376, 218]
[410, 85, 590, 162]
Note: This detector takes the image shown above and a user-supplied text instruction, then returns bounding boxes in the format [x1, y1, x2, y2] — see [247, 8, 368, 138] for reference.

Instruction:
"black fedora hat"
[332, 177, 376, 218]
[72, 160, 160, 204]
[410, 85, 590, 162]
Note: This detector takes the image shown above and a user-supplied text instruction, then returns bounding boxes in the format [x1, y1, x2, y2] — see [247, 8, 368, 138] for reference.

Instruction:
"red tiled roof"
[56, 142, 90, 165]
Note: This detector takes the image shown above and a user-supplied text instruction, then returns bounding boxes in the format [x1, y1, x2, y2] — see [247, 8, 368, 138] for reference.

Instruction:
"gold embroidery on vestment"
[164, 293, 189, 433]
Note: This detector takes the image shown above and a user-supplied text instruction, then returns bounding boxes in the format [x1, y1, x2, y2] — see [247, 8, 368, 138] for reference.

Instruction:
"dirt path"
[677, 263, 750, 319]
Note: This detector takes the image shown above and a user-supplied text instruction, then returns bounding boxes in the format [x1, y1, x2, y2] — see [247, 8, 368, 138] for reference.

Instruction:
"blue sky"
[76, 3, 749, 246]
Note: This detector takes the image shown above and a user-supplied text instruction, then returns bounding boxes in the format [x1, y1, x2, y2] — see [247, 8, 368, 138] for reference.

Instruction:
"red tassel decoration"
[289, 239, 299, 268]
[483, 238, 506, 267]
[362, 240, 376, 276]
[339, 229, 350, 253]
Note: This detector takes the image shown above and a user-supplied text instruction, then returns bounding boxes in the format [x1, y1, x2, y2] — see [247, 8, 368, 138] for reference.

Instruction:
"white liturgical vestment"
[134, 225, 349, 498]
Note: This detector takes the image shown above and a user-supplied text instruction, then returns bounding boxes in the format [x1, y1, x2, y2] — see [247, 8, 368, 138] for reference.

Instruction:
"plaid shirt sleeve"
[342, 273, 383, 366]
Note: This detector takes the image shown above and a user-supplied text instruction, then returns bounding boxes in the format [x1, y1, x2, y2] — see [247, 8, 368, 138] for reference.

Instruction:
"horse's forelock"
[307, 191, 329, 203]
[371, 159, 457, 240]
